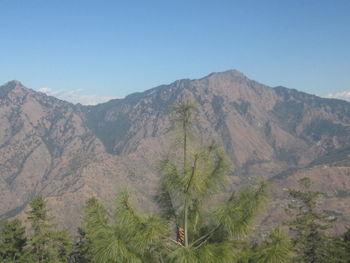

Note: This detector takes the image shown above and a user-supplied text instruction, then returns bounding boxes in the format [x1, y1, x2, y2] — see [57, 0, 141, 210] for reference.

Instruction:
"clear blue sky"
[0, 0, 349, 103]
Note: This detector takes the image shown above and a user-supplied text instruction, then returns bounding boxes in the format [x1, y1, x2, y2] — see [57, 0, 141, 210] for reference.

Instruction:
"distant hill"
[1, 70, 350, 233]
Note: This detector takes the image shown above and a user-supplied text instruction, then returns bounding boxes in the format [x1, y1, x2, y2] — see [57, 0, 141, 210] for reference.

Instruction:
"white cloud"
[37, 87, 118, 105]
[325, 91, 350, 102]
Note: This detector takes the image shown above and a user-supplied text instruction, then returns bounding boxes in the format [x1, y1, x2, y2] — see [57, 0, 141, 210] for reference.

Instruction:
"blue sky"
[0, 0, 349, 104]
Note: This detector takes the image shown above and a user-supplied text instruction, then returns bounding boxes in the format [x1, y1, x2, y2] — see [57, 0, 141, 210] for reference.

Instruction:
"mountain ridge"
[1, 70, 350, 233]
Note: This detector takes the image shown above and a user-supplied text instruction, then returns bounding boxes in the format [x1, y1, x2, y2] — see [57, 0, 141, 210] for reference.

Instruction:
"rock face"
[1, 70, 350, 232]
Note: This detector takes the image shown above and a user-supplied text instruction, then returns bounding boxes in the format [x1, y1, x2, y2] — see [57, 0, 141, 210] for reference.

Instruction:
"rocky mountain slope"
[1, 70, 350, 232]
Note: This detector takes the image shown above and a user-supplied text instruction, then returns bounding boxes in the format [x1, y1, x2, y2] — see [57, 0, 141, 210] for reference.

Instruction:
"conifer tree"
[25, 196, 72, 263]
[69, 227, 92, 263]
[156, 100, 269, 262]
[0, 219, 27, 262]
[285, 177, 345, 263]
[78, 198, 107, 263]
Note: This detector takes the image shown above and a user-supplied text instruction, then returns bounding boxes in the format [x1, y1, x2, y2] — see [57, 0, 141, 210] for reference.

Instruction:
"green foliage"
[26, 196, 53, 234]
[25, 196, 72, 263]
[213, 182, 268, 240]
[81, 194, 167, 263]
[172, 100, 197, 130]
[167, 241, 238, 263]
[285, 178, 346, 263]
[252, 228, 292, 263]
[69, 227, 93, 263]
[327, 236, 349, 263]
[343, 228, 350, 262]
[0, 219, 27, 262]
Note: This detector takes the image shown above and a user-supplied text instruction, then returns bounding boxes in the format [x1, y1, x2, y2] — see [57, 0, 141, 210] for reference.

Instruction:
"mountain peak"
[0, 80, 39, 101]
[202, 69, 247, 80]
[10, 80, 23, 85]
[3, 80, 24, 87]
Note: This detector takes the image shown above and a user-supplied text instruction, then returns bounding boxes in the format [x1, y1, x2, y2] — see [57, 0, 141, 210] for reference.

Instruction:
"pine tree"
[78, 198, 107, 263]
[52, 230, 73, 262]
[25, 196, 72, 263]
[0, 219, 27, 262]
[69, 227, 92, 263]
[252, 228, 292, 263]
[156, 100, 269, 262]
[285, 177, 345, 263]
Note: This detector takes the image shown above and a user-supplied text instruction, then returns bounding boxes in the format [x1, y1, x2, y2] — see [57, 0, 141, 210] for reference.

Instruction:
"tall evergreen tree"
[285, 177, 345, 263]
[0, 219, 27, 262]
[156, 100, 269, 262]
[69, 227, 93, 263]
[78, 198, 108, 263]
[25, 196, 72, 263]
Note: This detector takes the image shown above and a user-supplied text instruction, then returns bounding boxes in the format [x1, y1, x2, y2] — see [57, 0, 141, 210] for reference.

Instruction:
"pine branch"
[191, 224, 222, 249]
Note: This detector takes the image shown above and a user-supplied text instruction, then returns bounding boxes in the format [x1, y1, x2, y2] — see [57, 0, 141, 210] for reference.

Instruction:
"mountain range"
[1, 70, 350, 233]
